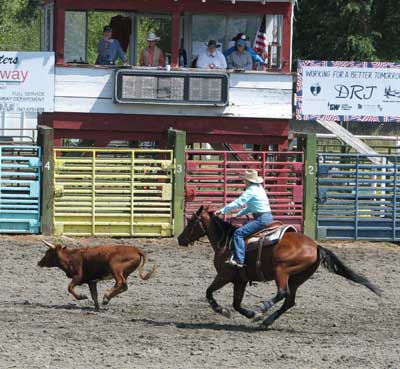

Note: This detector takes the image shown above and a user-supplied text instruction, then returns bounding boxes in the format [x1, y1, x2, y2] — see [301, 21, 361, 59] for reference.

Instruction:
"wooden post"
[168, 128, 186, 236]
[38, 125, 54, 235]
[281, 3, 292, 72]
[54, 5, 65, 64]
[303, 133, 317, 238]
[171, 12, 180, 68]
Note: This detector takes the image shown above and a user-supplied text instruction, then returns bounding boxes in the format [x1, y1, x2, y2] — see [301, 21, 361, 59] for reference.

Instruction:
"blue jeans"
[232, 213, 273, 264]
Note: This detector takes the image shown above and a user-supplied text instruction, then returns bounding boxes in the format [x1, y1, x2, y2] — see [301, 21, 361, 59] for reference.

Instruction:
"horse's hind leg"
[206, 272, 233, 318]
[252, 265, 289, 321]
[260, 279, 299, 328]
[232, 281, 256, 319]
[261, 263, 319, 328]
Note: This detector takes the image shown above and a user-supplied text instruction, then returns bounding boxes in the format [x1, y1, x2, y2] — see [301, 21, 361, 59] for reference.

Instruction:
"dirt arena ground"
[0, 235, 399, 369]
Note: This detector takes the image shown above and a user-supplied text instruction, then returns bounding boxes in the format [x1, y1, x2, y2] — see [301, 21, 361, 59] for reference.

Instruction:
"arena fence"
[185, 150, 305, 230]
[0, 145, 41, 233]
[53, 148, 174, 237]
[317, 153, 400, 241]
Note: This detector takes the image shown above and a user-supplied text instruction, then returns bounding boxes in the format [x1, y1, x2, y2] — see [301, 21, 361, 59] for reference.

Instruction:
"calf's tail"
[138, 252, 157, 280]
[318, 245, 382, 296]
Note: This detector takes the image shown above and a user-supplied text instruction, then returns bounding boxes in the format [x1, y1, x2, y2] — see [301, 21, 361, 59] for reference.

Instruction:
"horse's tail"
[318, 245, 382, 296]
[138, 252, 157, 281]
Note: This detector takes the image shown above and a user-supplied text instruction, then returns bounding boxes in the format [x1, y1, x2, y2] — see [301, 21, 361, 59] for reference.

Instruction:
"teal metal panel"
[0, 145, 41, 233]
[317, 153, 400, 241]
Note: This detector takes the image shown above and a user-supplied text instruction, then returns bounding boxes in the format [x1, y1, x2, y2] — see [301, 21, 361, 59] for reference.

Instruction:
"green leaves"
[294, 0, 398, 62]
[0, 0, 40, 51]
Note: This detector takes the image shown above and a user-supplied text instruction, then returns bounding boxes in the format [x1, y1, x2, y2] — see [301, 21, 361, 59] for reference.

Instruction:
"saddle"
[245, 221, 297, 249]
[244, 221, 298, 281]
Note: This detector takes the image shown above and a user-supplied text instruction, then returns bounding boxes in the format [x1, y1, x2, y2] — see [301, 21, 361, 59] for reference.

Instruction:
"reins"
[212, 215, 235, 249]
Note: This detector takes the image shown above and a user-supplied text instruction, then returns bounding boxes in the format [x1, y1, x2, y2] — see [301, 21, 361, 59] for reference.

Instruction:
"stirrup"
[225, 256, 244, 268]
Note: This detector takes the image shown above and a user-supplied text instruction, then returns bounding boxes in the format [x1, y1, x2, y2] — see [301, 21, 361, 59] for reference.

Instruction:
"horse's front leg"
[206, 272, 233, 318]
[233, 281, 256, 319]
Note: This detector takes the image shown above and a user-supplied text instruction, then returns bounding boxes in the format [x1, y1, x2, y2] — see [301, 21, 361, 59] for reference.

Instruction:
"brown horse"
[177, 206, 381, 328]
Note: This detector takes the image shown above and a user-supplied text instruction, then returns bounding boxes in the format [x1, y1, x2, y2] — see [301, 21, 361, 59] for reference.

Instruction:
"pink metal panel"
[185, 150, 304, 230]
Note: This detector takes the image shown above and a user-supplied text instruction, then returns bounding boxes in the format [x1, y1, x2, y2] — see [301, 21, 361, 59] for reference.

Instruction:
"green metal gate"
[53, 148, 174, 236]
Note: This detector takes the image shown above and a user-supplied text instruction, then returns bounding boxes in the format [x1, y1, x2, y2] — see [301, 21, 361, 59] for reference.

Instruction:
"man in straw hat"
[139, 32, 165, 67]
[215, 169, 273, 268]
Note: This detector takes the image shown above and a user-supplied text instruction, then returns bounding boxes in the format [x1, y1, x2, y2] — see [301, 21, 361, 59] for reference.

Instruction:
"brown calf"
[38, 241, 156, 309]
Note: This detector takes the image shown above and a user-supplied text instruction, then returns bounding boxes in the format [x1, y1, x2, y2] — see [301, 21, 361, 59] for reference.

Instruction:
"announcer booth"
[39, 0, 295, 148]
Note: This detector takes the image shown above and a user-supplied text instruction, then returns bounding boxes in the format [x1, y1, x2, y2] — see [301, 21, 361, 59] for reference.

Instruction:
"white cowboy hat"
[147, 32, 160, 41]
[241, 169, 264, 184]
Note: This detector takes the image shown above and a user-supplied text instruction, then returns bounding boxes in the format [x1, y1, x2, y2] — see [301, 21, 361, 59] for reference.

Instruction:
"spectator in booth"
[224, 33, 266, 68]
[227, 39, 253, 70]
[95, 25, 126, 65]
[196, 40, 227, 69]
[139, 32, 165, 67]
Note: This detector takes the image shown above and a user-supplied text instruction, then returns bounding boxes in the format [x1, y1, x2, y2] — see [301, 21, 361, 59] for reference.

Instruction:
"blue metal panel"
[0, 146, 41, 234]
[317, 153, 400, 241]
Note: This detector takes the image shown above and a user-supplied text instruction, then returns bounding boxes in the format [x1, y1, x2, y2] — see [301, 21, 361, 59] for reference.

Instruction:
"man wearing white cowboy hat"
[139, 32, 165, 67]
[215, 169, 273, 268]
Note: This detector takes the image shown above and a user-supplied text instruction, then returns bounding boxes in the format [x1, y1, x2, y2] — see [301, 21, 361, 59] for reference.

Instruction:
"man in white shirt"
[196, 40, 227, 69]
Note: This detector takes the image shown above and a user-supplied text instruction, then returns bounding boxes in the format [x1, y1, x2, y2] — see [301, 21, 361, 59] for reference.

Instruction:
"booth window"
[64, 11, 87, 63]
[41, 4, 54, 51]
[190, 14, 282, 69]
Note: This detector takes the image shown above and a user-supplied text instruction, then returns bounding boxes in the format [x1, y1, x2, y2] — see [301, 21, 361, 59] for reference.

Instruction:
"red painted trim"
[171, 12, 180, 68]
[44, 112, 289, 136]
[56, 0, 290, 14]
[54, 4, 65, 64]
[43, 112, 289, 144]
[281, 3, 292, 72]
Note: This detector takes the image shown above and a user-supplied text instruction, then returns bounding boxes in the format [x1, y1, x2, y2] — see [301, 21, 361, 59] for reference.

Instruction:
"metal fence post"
[303, 133, 317, 238]
[38, 125, 54, 235]
[168, 128, 186, 236]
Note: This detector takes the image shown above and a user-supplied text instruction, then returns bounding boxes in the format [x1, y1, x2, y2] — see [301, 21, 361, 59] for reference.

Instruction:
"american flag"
[253, 15, 268, 55]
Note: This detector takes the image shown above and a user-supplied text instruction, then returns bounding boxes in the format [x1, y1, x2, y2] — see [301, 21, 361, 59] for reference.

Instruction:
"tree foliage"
[293, 0, 399, 63]
[0, 0, 40, 51]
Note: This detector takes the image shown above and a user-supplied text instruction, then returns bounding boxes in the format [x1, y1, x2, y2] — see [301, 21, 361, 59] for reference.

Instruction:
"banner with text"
[296, 60, 400, 122]
[0, 52, 54, 113]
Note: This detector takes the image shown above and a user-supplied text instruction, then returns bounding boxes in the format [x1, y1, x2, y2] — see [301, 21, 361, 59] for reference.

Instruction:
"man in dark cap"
[196, 40, 227, 69]
[95, 25, 127, 65]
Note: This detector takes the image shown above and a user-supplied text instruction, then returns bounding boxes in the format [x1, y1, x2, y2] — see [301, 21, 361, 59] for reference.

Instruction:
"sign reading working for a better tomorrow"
[0, 52, 54, 113]
[296, 60, 400, 122]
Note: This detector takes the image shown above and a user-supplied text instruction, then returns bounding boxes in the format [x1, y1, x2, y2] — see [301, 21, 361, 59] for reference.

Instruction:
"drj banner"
[296, 60, 400, 122]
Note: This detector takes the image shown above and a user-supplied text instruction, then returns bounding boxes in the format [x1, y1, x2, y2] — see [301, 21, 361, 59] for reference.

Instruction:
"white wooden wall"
[55, 67, 293, 119]
[0, 112, 38, 143]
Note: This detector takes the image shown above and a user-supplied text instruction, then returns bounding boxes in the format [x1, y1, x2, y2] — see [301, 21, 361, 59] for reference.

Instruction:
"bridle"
[187, 213, 233, 249]
[186, 213, 207, 245]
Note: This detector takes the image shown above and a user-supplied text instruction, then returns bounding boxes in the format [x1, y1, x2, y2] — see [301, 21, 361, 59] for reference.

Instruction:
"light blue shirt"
[219, 184, 271, 217]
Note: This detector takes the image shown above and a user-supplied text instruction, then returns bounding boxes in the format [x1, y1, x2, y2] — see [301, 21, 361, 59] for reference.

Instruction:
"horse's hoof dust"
[221, 308, 231, 318]
[252, 311, 264, 323]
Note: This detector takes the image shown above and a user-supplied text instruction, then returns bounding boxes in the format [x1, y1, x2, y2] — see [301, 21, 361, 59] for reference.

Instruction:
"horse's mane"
[209, 212, 236, 230]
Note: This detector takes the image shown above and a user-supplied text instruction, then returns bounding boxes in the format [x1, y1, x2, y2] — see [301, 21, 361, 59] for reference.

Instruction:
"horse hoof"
[221, 308, 231, 318]
[260, 319, 273, 329]
[252, 311, 264, 323]
[102, 297, 109, 306]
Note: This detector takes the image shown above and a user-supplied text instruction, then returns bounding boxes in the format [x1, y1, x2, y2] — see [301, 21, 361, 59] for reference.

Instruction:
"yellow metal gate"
[53, 148, 174, 237]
